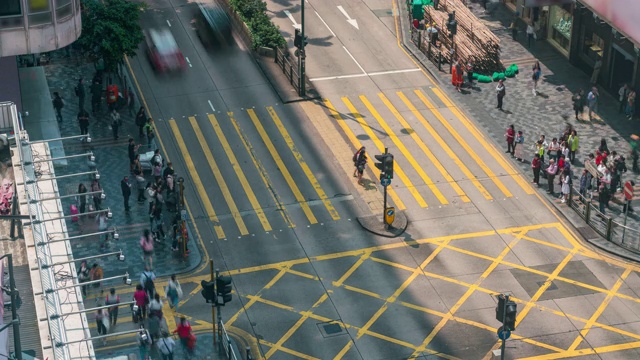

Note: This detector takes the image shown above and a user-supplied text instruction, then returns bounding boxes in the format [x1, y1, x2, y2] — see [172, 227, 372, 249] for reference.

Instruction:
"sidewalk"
[40, 49, 202, 280]
[98, 334, 227, 359]
[400, 2, 640, 259]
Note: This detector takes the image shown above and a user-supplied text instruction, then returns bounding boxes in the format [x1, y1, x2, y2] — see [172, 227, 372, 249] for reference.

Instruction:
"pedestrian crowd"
[54, 70, 197, 357]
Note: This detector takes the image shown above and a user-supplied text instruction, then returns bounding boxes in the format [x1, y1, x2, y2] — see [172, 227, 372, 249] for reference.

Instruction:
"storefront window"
[549, 5, 572, 51]
[581, 32, 604, 64]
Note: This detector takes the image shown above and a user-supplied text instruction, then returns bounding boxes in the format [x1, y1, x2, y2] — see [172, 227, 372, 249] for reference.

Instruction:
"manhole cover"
[317, 322, 347, 338]
[537, 281, 558, 291]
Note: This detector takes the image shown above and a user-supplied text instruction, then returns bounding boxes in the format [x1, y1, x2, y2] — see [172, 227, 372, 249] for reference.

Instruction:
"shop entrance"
[610, 43, 635, 92]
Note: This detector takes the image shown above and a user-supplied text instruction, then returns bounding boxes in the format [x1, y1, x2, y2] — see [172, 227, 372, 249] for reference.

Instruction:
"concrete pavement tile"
[580, 257, 627, 290]
[346, 326, 415, 360]
[342, 256, 414, 300]
[367, 302, 442, 351]
[522, 227, 576, 251]
[618, 271, 640, 298]
[261, 272, 328, 311]
[327, 286, 386, 330]
[480, 269, 531, 302]
[424, 247, 495, 279]
[426, 277, 472, 312]
[311, 256, 362, 286]
[600, 297, 640, 326]
[213, 230, 307, 270]
[515, 300, 577, 341]
[510, 238, 576, 268]
[557, 261, 609, 295]
[228, 268, 281, 296]
[426, 320, 496, 360]
[578, 326, 638, 351]
[280, 318, 351, 360]
[244, 301, 301, 345]
[599, 348, 640, 360]
[456, 290, 500, 314]
[368, 246, 422, 270]
[449, 234, 512, 260]
[553, 294, 603, 329]
[394, 274, 449, 314]
[506, 332, 577, 360]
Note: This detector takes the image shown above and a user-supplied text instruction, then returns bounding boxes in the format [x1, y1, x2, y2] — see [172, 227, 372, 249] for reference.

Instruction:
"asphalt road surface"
[94, 0, 640, 359]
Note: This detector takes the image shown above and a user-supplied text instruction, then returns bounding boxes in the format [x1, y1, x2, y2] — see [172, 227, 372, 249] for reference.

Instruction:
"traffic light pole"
[298, 0, 306, 97]
[1, 254, 22, 360]
[210, 259, 216, 347]
[500, 294, 509, 360]
[216, 268, 222, 352]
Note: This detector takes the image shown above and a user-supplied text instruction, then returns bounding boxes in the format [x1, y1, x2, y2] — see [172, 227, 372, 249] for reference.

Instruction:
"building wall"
[0, 0, 81, 56]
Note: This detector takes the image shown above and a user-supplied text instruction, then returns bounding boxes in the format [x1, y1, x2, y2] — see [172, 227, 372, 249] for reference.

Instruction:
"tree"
[77, 0, 146, 71]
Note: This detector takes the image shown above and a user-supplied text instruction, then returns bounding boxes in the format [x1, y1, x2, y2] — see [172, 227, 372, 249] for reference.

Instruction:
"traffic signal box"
[201, 280, 216, 303]
[294, 29, 308, 49]
[216, 276, 233, 305]
[446, 12, 458, 37]
[374, 153, 394, 181]
[495, 295, 518, 331]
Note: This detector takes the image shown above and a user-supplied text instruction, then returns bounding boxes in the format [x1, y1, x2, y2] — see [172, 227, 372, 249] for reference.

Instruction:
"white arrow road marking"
[337, 6, 359, 29]
[284, 10, 301, 30]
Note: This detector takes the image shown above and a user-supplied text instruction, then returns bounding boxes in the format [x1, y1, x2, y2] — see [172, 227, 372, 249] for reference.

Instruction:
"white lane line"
[208, 100, 216, 112]
[185, 57, 192, 68]
[284, 10, 300, 29]
[367, 68, 422, 76]
[166, 20, 171, 27]
[343, 46, 366, 74]
[315, 11, 335, 37]
[310, 68, 421, 82]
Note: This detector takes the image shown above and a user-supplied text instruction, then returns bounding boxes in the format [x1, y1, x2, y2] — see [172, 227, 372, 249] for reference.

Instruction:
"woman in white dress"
[561, 168, 571, 203]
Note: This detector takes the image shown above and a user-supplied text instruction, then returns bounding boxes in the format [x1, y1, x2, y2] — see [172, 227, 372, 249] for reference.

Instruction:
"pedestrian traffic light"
[496, 294, 518, 331]
[374, 153, 394, 180]
[200, 280, 215, 303]
[294, 29, 308, 49]
[216, 275, 233, 305]
[446, 11, 457, 37]
[505, 300, 517, 331]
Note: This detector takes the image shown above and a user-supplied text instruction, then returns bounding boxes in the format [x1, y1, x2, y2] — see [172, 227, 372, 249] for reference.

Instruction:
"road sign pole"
[211, 259, 216, 347]
[298, 0, 306, 97]
[623, 199, 629, 244]
[383, 184, 388, 227]
[501, 294, 509, 360]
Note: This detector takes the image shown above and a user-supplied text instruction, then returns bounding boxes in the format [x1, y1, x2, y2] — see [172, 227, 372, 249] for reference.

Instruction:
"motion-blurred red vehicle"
[144, 28, 186, 73]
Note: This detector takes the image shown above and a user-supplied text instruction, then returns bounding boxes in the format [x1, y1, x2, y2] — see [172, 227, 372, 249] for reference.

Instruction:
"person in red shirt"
[505, 125, 515, 155]
[531, 154, 541, 185]
[174, 317, 193, 352]
[133, 284, 148, 321]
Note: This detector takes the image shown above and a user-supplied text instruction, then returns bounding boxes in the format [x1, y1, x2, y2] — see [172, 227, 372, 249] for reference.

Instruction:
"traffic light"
[505, 300, 517, 331]
[216, 275, 233, 305]
[200, 280, 215, 303]
[294, 29, 308, 49]
[446, 12, 457, 37]
[375, 153, 394, 180]
[496, 295, 517, 331]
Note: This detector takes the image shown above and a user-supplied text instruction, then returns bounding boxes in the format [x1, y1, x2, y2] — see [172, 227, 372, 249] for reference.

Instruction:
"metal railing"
[274, 47, 300, 92]
[568, 186, 640, 254]
[217, 319, 239, 360]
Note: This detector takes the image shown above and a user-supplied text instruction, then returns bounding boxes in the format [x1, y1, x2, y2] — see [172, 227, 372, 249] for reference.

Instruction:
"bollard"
[438, 51, 442, 71]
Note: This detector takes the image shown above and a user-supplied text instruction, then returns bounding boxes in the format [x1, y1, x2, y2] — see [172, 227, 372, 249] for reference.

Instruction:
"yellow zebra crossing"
[168, 106, 341, 239]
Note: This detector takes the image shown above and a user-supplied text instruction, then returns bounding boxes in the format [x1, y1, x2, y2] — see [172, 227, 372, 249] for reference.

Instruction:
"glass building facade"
[0, 0, 81, 56]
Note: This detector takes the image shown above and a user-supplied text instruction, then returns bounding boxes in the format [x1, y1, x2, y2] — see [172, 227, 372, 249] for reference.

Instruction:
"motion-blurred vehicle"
[195, 3, 232, 48]
[144, 28, 186, 73]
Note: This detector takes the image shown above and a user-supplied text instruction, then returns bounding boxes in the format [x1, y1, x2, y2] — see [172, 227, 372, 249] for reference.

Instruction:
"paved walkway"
[405, 2, 640, 255]
[40, 49, 202, 281]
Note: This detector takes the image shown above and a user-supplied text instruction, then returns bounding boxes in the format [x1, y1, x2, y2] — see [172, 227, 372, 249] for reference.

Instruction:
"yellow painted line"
[260, 339, 321, 360]
[324, 99, 406, 210]
[228, 111, 294, 228]
[189, 116, 248, 235]
[208, 113, 271, 232]
[125, 56, 211, 274]
[267, 106, 340, 221]
[430, 87, 534, 195]
[567, 268, 632, 352]
[521, 340, 640, 360]
[333, 251, 370, 287]
[169, 119, 225, 239]
[333, 340, 354, 360]
[396, 91, 493, 201]
[361, 95, 447, 205]
[518, 234, 574, 253]
[411, 235, 523, 357]
[414, 89, 512, 198]
[286, 268, 319, 280]
[379, 93, 469, 202]
[264, 293, 329, 359]
[342, 96, 428, 207]
[341, 284, 384, 299]
[226, 266, 290, 327]
[247, 109, 317, 224]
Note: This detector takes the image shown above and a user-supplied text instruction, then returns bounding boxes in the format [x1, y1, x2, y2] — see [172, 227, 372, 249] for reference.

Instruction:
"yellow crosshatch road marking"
[228, 111, 294, 229]
[207, 113, 271, 232]
[341, 96, 428, 208]
[360, 95, 448, 205]
[247, 109, 317, 224]
[266, 106, 340, 221]
[189, 116, 248, 236]
[431, 87, 535, 195]
[396, 91, 493, 201]
[324, 99, 406, 210]
[169, 119, 225, 239]
[379, 92, 470, 202]
[414, 89, 513, 198]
